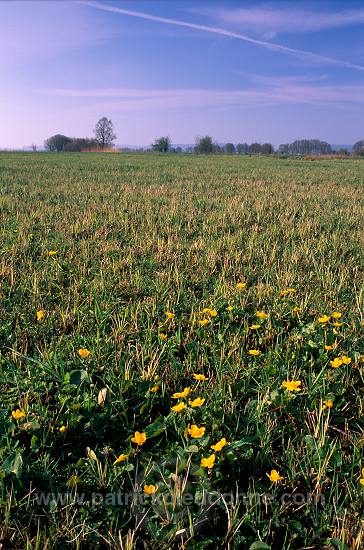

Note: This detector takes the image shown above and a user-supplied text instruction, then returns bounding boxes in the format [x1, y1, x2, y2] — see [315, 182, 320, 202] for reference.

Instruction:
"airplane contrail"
[78, 0, 364, 73]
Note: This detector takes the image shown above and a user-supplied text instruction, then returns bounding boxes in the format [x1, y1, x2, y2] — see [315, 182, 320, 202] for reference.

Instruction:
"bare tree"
[94, 117, 116, 150]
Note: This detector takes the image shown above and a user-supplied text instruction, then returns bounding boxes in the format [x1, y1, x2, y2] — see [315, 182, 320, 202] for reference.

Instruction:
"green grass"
[0, 152, 364, 549]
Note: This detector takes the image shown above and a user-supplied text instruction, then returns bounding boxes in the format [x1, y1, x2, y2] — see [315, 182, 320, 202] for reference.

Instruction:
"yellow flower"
[12, 409, 26, 420]
[202, 307, 210, 314]
[159, 333, 167, 340]
[172, 401, 187, 413]
[323, 400, 333, 409]
[165, 311, 175, 319]
[292, 306, 301, 313]
[187, 425, 206, 439]
[150, 385, 159, 393]
[256, 311, 267, 319]
[113, 453, 127, 465]
[36, 310, 45, 321]
[324, 344, 336, 351]
[340, 355, 351, 365]
[59, 425, 67, 433]
[131, 431, 147, 446]
[79, 348, 90, 358]
[48, 250, 57, 255]
[359, 468, 364, 486]
[281, 288, 296, 296]
[172, 387, 190, 399]
[199, 319, 210, 326]
[227, 305, 233, 311]
[281, 380, 301, 392]
[209, 309, 218, 317]
[250, 324, 260, 330]
[330, 357, 343, 368]
[333, 322, 342, 327]
[332, 311, 342, 319]
[144, 484, 158, 495]
[267, 469, 284, 483]
[211, 438, 227, 452]
[236, 282, 246, 289]
[248, 349, 261, 356]
[200, 454, 216, 468]
[193, 373, 208, 381]
[318, 315, 330, 323]
[188, 397, 205, 408]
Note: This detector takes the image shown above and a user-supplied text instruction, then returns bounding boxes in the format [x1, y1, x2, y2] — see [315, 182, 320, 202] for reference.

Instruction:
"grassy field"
[1, 152, 364, 549]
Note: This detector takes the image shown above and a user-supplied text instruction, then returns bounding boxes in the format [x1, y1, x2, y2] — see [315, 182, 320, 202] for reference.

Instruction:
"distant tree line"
[151, 136, 334, 155]
[42, 122, 364, 157]
[44, 135, 99, 152]
[277, 140, 331, 155]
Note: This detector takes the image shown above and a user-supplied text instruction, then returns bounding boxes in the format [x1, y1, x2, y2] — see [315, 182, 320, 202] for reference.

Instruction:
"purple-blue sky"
[1, 0, 364, 148]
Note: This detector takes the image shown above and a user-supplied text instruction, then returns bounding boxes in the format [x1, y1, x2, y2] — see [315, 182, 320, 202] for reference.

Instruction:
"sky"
[1, 0, 364, 148]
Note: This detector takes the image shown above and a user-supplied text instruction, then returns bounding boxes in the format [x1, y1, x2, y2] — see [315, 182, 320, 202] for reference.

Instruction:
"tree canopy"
[152, 136, 171, 152]
[353, 140, 364, 156]
[44, 134, 72, 152]
[195, 136, 215, 154]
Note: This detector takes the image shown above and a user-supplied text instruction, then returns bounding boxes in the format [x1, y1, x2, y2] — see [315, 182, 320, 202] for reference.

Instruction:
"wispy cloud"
[219, 6, 364, 35]
[78, 1, 364, 73]
[36, 82, 364, 111]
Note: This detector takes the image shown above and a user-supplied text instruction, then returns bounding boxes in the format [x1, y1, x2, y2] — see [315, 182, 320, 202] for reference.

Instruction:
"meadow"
[0, 152, 363, 549]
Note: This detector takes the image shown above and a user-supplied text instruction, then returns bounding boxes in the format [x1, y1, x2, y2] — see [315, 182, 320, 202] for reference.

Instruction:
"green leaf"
[331, 539, 350, 550]
[69, 369, 90, 387]
[144, 420, 166, 439]
[303, 435, 316, 450]
[1, 452, 23, 478]
[249, 542, 271, 550]
[331, 449, 343, 467]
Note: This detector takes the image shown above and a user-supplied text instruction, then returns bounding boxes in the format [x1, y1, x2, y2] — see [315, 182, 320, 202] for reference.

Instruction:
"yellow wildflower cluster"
[318, 312, 343, 326]
[330, 355, 352, 368]
[170, 373, 209, 413]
